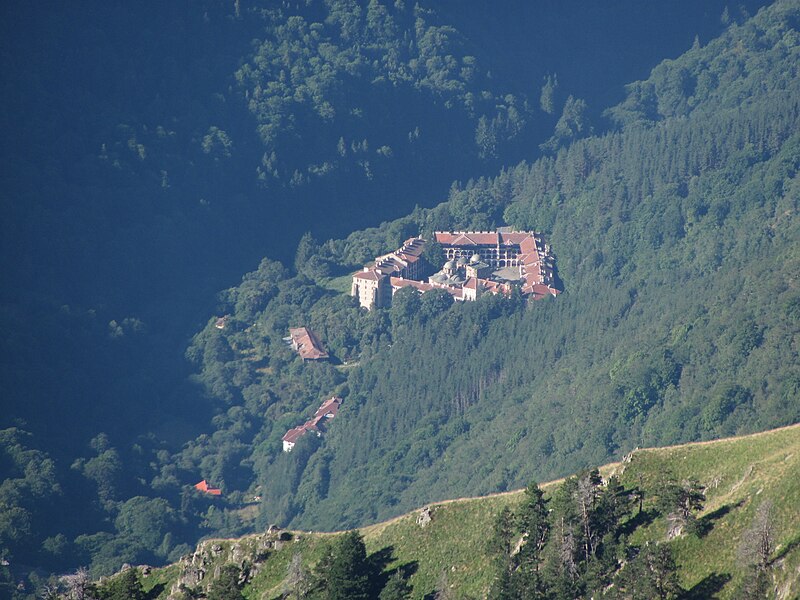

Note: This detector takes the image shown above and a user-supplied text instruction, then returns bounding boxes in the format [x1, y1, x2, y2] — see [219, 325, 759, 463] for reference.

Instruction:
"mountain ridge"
[131, 423, 800, 599]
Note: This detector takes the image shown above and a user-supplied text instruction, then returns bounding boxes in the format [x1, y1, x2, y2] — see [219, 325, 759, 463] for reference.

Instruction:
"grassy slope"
[142, 424, 799, 599]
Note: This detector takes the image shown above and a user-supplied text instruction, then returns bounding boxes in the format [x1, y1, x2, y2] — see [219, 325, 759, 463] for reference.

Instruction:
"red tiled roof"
[433, 232, 457, 245]
[390, 277, 472, 301]
[396, 252, 420, 263]
[400, 238, 426, 257]
[195, 480, 222, 495]
[463, 232, 498, 245]
[282, 426, 307, 444]
[531, 283, 557, 298]
[303, 416, 325, 431]
[314, 396, 342, 419]
[289, 327, 329, 360]
[353, 269, 383, 281]
[436, 230, 540, 250]
[500, 232, 530, 244]
[283, 396, 343, 448]
[479, 279, 511, 295]
[359, 231, 558, 301]
[390, 277, 434, 292]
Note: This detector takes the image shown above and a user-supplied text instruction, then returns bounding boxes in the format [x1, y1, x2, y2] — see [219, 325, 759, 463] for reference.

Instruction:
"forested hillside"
[172, 0, 800, 538]
[1, 0, 792, 591]
[0, 0, 572, 581]
[88, 425, 800, 600]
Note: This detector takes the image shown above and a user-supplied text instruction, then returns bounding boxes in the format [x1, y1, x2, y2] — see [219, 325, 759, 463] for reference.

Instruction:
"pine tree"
[207, 565, 244, 600]
[379, 571, 412, 600]
[657, 478, 705, 538]
[540, 74, 559, 115]
[612, 543, 682, 600]
[515, 481, 549, 594]
[326, 531, 371, 600]
[98, 568, 145, 600]
[295, 232, 320, 276]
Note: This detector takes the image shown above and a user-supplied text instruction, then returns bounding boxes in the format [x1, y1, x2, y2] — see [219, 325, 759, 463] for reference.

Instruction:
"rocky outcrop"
[417, 506, 434, 527]
[167, 530, 294, 599]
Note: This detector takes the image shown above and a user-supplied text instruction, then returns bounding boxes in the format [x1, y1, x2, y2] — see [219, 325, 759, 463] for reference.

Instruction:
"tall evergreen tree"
[515, 481, 549, 595]
[98, 568, 145, 600]
[611, 543, 682, 600]
[540, 74, 559, 115]
[657, 478, 705, 538]
[326, 531, 371, 600]
[379, 571, 412, 600]
[207, 565, 245, 600]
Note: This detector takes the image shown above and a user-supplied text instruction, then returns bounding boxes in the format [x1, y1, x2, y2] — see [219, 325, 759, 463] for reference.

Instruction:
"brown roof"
[400, 237, 426, 257]
[353, 269, 383, 281]
[519, 237, 537, 253]
[303, 416, 325, 431]
[284, 396, 343, 446]
[479, 279, 511, 295]
[314, 396, 342, 419]
[390, 277, 470, 301]
[396, 252, 421, 263]
[433, 232, 457, 245]
[531, 284, 557, 298]
[390, 277, 434, 292]
[282, 426, 308, 444]
[289, 327, 329, 360]
[435, 230, 538, 249]
[500, 232, 530, 244]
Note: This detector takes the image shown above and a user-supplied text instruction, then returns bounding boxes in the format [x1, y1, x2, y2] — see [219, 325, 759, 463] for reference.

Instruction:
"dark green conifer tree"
[98, 568, 145, 600]
[379, 571, 412, 600]
[611, 543, 682, 600]
[327, 531, 371, 600]
[514, 481, 550, 597]
[207, 564, 245, 600]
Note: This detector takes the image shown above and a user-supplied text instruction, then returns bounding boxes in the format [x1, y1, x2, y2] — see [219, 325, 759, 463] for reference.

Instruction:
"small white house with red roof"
[282, 396, 343, 452]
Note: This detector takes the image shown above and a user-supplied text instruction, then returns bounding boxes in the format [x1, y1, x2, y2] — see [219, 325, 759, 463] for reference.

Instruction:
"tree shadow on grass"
[145, 583, 165, 599]
[618, 508, 658, 537]
[771, 534, 800, 564]
[368, 545, 418, 597]
[681, 572, 731, 599]
[696, 500, 744, 537]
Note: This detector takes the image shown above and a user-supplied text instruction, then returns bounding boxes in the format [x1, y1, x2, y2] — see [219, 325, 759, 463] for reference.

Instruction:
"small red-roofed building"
[194, 480, 222, 496]
[314, 396, 342, 419]
[282, 396, 344, 452]
[282, 426, 308, 452]
[289, 327, 329, 361]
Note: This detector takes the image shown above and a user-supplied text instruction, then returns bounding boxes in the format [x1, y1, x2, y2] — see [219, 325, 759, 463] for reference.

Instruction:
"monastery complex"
[351, 230, 559, 310]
